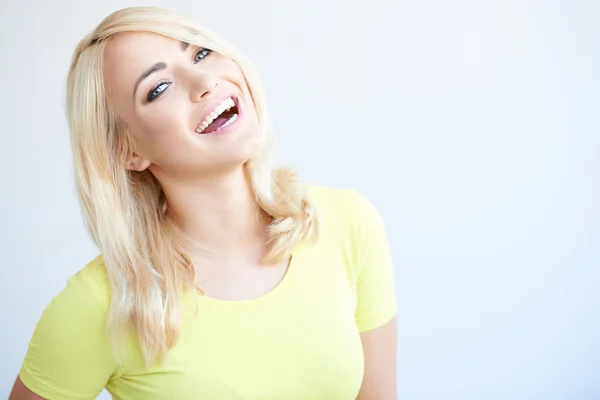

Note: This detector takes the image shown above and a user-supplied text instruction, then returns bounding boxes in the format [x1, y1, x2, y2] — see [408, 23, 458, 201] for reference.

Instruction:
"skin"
[102, 32, 283, 300]
[10, 32, 397, 399]
[357, 317, 398, 399]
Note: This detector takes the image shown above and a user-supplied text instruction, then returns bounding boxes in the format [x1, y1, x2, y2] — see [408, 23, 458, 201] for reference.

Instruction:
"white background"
[1, 0, 599, 398]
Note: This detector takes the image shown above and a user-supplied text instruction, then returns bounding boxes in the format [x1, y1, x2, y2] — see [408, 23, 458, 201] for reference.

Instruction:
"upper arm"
[351, 191, 398, 332]
[12, 266, 117, 400]
[9, 377, 46, 400]
[350, 192, 398, 398]
[357, 317, 398, 400]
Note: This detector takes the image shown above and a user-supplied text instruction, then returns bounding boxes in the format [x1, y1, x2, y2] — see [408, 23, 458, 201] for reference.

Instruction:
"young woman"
[10, 6, 397, 400]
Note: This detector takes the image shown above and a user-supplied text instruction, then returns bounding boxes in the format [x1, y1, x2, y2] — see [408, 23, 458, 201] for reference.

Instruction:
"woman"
[10, 6, 397, 400]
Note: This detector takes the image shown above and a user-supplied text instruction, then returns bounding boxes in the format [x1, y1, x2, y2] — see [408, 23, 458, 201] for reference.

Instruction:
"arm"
[349, 191, 398, 399]
[9, 262, 117, 399]
[357, 317, 398, 400]
[9, 377, 46, 400]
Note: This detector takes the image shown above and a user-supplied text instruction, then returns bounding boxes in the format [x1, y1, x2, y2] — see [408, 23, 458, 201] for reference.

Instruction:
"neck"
[160, 167, 268, 260]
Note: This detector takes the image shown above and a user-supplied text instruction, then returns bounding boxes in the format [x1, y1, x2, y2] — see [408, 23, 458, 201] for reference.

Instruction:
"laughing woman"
[10, 6, 397, 400]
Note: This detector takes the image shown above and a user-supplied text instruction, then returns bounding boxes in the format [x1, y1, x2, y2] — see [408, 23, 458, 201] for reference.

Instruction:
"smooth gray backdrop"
[1, 0, 599, 399]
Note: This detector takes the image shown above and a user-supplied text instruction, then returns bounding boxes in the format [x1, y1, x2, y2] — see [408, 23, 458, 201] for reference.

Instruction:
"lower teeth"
[219, 113, 238, 130]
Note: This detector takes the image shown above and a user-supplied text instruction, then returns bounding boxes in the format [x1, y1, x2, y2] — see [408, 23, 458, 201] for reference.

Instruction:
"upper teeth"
[195, 97, 236, 134]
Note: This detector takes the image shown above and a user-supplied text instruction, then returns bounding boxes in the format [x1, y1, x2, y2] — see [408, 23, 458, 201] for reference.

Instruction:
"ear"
[126, 152, 152, 172]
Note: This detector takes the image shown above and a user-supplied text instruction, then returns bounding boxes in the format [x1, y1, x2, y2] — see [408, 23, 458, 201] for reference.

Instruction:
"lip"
[194, 94, 243, 136]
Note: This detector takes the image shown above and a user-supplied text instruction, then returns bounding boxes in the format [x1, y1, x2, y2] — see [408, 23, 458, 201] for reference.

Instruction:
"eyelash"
[146, 48, 213, 103]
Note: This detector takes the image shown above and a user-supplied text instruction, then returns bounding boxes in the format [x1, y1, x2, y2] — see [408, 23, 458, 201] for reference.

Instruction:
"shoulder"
[19, 255, 118, 398]
[62, 254, 111, 310]
[307, 185, 357, 209]
[38, 255, 112, 326]
[28, 254, 113, 351]
[306, 185, 390, 270]
[307, 185, 382, 233]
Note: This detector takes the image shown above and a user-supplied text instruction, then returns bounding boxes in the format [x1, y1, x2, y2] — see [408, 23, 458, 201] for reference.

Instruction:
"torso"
[192, 256, 291, 301]
[107, 238, 365, 399]
[19, 186, 398, 400]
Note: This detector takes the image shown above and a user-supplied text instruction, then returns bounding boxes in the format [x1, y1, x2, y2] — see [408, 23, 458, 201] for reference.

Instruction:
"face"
[103, 32, 262, 178]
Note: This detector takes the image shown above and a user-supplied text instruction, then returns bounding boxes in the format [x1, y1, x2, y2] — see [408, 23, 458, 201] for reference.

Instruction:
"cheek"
[137, 105, 189, 149]
[219, 59, 250, 95]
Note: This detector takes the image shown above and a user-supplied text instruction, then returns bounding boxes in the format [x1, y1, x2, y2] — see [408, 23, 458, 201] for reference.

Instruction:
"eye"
[146, 81, 171, 103]
[194, 48, 212, 64]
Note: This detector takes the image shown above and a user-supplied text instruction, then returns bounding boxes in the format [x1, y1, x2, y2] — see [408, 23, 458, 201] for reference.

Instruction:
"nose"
[189, 71, 218, 103]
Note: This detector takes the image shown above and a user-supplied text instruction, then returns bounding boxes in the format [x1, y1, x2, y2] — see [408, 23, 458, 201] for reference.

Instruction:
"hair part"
[67, 6, 319, 365]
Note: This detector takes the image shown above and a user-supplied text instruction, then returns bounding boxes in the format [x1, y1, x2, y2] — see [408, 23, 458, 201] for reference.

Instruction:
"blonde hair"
[66, 6, 319, 365]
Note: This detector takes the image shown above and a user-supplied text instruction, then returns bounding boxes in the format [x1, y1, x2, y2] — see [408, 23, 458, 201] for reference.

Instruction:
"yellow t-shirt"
[19, 186, 397, 400]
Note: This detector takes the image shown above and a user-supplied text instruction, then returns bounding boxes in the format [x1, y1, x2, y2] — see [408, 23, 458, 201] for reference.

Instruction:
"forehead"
[103, 32, 180, 97]
[106, 31, 181, 56]
[104, 31, 179, 71]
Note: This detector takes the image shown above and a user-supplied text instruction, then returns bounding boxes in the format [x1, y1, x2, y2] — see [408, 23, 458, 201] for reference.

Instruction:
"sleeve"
[18, 266, 118, 400]
[351, 191, 398, 332]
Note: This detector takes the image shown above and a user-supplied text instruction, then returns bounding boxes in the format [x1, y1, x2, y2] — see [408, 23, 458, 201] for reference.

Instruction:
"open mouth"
[194, 97, 240, 134]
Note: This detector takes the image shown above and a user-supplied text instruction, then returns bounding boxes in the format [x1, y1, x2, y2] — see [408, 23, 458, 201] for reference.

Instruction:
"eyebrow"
[132, 41, 191, 100]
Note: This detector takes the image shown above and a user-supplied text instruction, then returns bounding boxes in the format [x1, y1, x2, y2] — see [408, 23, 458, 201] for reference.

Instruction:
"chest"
[108, 248, 363, 399]
[193, 259, 291, 301]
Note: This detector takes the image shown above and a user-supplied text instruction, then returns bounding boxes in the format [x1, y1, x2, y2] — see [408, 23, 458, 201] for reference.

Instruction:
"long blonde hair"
[66, 6, 319, 365]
